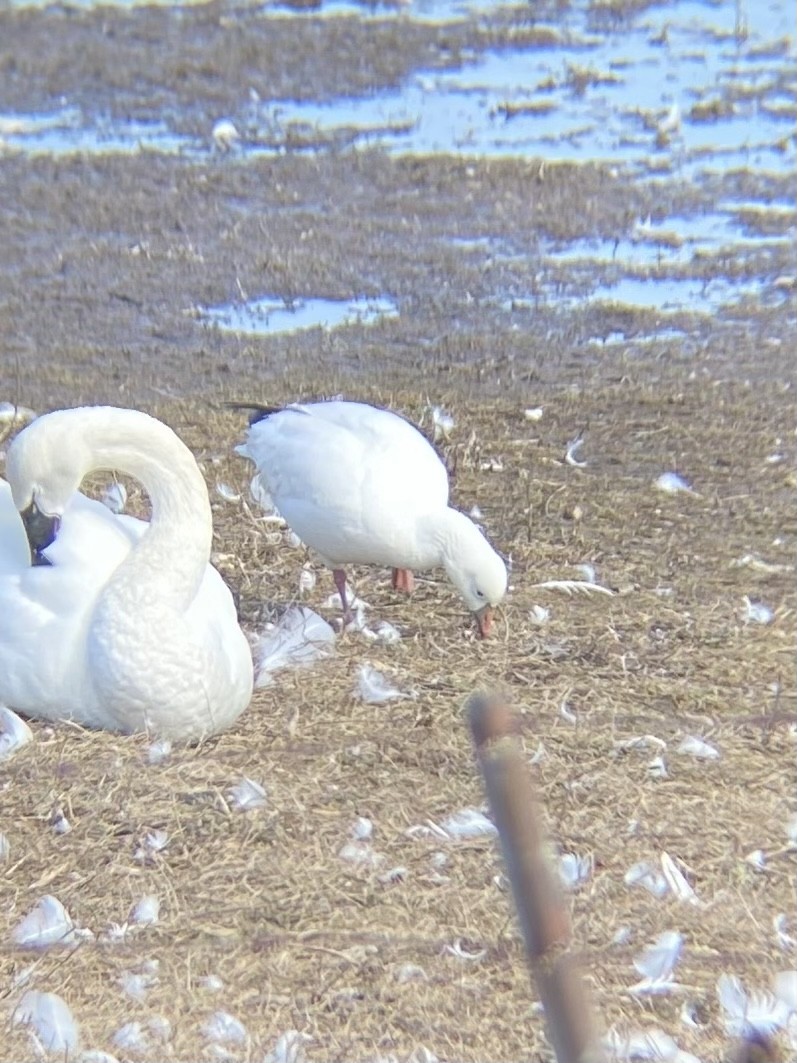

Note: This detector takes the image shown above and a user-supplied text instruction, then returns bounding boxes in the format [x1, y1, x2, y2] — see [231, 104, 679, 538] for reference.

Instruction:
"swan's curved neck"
[76, 410, 212, 608]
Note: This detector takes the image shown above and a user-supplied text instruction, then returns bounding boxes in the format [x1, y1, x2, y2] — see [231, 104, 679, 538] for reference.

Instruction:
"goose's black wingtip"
[224, 402, 283, 426]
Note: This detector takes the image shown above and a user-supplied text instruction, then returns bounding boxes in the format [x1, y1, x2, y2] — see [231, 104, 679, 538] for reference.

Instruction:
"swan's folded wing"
[0, 480, 30, 574]
[43, 493, 145, 574]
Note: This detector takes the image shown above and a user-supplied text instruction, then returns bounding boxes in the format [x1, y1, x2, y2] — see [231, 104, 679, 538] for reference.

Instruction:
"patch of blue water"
[0, 110, 193, 155]
[200, 295, 399, 334]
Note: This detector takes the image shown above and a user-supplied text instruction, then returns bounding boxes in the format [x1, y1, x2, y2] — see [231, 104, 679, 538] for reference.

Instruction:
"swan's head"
[441, 509, 508, 637]
[6, 412, 90, 565]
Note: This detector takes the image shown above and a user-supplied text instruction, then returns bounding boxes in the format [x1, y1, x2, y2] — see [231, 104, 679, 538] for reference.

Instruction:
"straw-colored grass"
[1, 377, 794, 1061]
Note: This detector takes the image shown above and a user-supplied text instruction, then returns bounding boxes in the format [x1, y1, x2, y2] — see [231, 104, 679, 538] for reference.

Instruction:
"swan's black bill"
[20, 501, 60, 567]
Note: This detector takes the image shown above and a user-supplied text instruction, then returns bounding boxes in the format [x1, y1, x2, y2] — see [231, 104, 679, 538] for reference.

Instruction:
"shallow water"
[200, 295, 399, 335]
[1, 0, 794, 336]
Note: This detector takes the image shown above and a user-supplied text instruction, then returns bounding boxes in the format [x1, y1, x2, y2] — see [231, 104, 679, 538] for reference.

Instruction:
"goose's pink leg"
[332, 568, 354, 624]
[391, 568, 415, 594]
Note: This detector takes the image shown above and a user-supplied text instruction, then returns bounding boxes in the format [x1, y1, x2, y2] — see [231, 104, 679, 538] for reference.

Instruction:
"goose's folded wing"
[247, 401, 449, 515]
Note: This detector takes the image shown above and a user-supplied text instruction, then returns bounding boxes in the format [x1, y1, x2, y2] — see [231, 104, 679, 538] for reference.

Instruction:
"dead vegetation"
[1, 371, 794, 1060]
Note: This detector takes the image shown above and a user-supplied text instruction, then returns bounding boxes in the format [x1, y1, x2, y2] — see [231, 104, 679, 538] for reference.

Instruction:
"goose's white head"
[7, 410, 91, 565]
[440, 509, 508, 637]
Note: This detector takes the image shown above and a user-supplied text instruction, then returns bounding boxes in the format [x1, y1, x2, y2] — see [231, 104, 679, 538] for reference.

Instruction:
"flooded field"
[0, 0, 795, 1059]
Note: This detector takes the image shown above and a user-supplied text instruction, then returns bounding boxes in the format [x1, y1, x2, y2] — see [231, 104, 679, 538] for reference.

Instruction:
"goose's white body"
[0, 407, 253, 740]
[246, 402, 449, 569]
[238, 400, 507, 630]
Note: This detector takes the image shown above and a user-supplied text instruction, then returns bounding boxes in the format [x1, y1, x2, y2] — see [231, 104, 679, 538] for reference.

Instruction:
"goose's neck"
[80, 411, 212, 608]
[419, 506, 465, 563]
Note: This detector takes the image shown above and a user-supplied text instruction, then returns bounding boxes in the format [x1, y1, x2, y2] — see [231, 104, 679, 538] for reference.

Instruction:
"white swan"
[234, 399, 507, 636]
[0, 406, 253, 740]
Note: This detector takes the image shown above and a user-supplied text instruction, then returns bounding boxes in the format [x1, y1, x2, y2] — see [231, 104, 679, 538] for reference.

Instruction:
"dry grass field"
[1, 366, 794, 1060]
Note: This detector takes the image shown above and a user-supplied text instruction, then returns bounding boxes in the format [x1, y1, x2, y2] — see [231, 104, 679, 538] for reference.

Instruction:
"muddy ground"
[0, 1, 795, 1060]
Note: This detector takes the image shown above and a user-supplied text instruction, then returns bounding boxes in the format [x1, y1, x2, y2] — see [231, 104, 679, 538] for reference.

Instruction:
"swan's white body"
[238, 400, 507, 632]
[0, 407, 253, 740]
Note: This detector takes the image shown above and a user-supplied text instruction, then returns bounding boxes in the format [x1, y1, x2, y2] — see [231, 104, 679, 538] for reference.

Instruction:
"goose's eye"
[475, 589, 485, 599]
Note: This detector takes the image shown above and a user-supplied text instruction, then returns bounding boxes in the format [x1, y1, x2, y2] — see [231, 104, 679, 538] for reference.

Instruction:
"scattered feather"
[630, 931, 683, 994]
[625, 862, 668, 898]
[228, 777, 267, 811]
[524, 406, 544, 421]
[338, 840, 382, 869]
[202, 1011, 248, 1045]
[262, 1030, 312, 1063]
[14, 990, 80, 1054]
[787, 814, 797, 848]
[529, 604, 550, 625]
[742, 597, 774, 625]
[0, 400, 36, 423]
[147, 739, 172, 765]
[12, 895, 76, 948]
[730, 553, 792, 575]
[605, 1026, 698, 1062]
[479, 457, 504, 472]
[0, 832, 9, 862]
[80, 1052, 121, 1063]
[134, 829, 169, 862]
[50, 806, 72, 835]
[529, 579, 614, 596]
[215, 482, 240, 503]
[528, 741, 546, 765]
[99, 922, 129, 944]
[148, 1016, 171, 1043]
[212, 118, 240, 151]
[575, 563, 597, 583]
[119, 967, 159, 1002]
[101, 482, 127, 514]
[565, 435, 587, 468]
[680, 1001, 707, 1030]
[614, 735, 667, 754]
[469, 504, 483, 520]
[655, 472, 694, 495]
[438, 807, 497, 840]
[676, 735, 719, 760]
[661, 852, 701, 906]
[394, 963, 427, 983]
[745, 849, 767, 871]
[363, 619, 402, 644]
[773, 913, 795, 950]
[429, 405, 455, 442]
[248, 473, 277, 512]
[444, 939, 486, 961]
[255, 607, 335, 688]
[352, 817, 373, 841]
[648, 755, 668, 779]
[612, 927, 634, 946]
[298, 564, 316, 595]
[198, 974, 225, 992]
[128, 895, 160, 926]
[559, 852, 593, 890]
[357, 664, 409, 704]
[560, 699, 577, 724]
[0, 705, 34, 760]
[378, 865, 407, 886]
[112, 1022, 149, 1053]
[717, 973, 791, 1038]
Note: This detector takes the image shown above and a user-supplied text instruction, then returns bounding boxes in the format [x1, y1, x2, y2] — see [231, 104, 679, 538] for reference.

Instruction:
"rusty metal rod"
[468, 692, 606, 1063]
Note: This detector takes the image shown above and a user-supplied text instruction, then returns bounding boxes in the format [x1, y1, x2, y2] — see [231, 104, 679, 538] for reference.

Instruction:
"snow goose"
[233, 399, 507, 636]
[0, 406, 253, 740]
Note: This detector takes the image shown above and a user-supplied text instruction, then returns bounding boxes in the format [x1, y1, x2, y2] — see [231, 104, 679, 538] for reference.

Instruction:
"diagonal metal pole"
[468, 693, 606, 1063]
